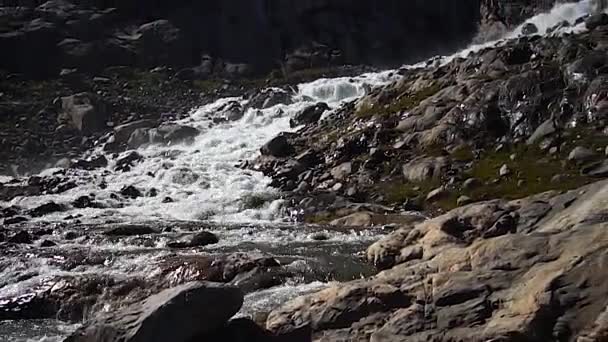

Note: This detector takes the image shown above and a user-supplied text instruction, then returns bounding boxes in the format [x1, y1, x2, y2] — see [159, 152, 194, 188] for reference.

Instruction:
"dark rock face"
[0, 0, 560, 77]
[290, 103, 329, 128]
[59, 93, 109, 134]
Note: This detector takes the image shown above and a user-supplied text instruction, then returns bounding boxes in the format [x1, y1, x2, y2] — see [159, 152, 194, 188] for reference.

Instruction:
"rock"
[114, 119, 157, 144]
[127, 127, 151, 148]
[526, 119, 556, 145]
[104, 224, 158, 236]
[463, 178, 481, 190]
[330, 162, 353, 181]
[72, 155, 108, 170]
[168, 231, 219, 248]
[150, 124, 200, 145]
[402, 157, 448, 183]
[4, 216, 28, 225]
[29, 202, 64, 217]
[582, 159, 608, 177]
[569, 146, 597, 163]
[585, 13, 608, 30]
[499, 164, 511, 177]
[162, 197, 174, 203]
[134, 19, 190, 68]
[248, 88, 293, 109]
[330, 212, 374, 226]
[65, 282, 244, 342]
[457, 195, 473, 206]
[72, 195, 99, 209]
[260, 134, 295, 158]
[60, 93, 108, 134]
[120, 185, 142, 199]
[290, 103, 329, 128]
[115, 151, 143, 172]
[426, 187, 449, 202]
[521, 23, 539, 35]
[8, 231, 32, 244]
[40, 240, 57, 247]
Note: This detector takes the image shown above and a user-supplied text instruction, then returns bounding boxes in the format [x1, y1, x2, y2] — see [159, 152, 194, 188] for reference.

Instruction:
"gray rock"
[168, 231, 219, 248]
[526, 119, 556, 145]
[402, 157, 448, 183]
[463, 178, 481, 190]
[127, 128, 151, 148]
[426, 187, 449, 202]
[331, 162, 353, 181]
[457, 195, 473, 206]
[585, 13, 608, 30]
[248, 88, 293, 109]
[582, 159, 608, 177]
[60, 93, 108, 134]
[65, 282, 243, 342]
[114, 119, 157, 144]
[260, 134, 295, 158]
[568, 146, 596, 163]
[499, 164, 511, 177]
[104, 224, 157, 236]
[521, 23, 538, 35]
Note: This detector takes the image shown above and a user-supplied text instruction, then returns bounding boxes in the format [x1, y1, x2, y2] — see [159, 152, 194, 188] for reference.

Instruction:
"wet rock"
[569, 146, 596, 163]
[66, 282, 244, 342]
[72, 195, 96, 209]
[8, 231, 32, 244]
[120, 185, 142, 199]
[113, 119, 157, 144]
[290, 103, 329, 128]
[151, 124, 200, 145]
[29, 202, 64, 217]
[248, 88, 293, 109]
[60, 93, 108, 134]
[115, 151, 143, 172]
[261, 133, 295, 158]
[104, 224, 158, 236]
[585, 13, 608, 30]
[72, 155, 108, 170]
[40, 240, 57, 247]
[162, 197, 174, 203]
[127, 127, 151, 148]
[217, 101, 245, 122]
[4, 216, 28, 225]
[168, 231, 219, 248]
[64, 231, 79, 240]
[521, 23, 538, 35]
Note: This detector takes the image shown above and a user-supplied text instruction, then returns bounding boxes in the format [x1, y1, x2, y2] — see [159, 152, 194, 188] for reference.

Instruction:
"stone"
[248, 88, 293, 109]
[8, 231, 32, 244]
[114, 119, 157, 144]
[463, 178, 481, 190]
[261, 134, 295, 158]
[457, 195, 473, 206]
[115, 151, 143, 172]
[568, 146, 596, 163]
[290, 102, 329, 128]
[4, 216, 28, 225]
[526, 118, 556, 145]
[72, 155, 108, 170]
[120, 185, 142, 199]
[330, 162, 353, 181]
[426, 187, 449, 202]
[499, 164, 511, 177]
[60, 93, 108, 134]
[104, 224, 157, 236]
[168, 231, 219, 248]
[402, 157, 448, 183]
[585, 13, 608, 30]
[65, 282, 244, 342]
[521, 23, 539, 35]
[330, 211, 374, 226]
[29, 202, 64, 217]
[72, 195, 94, 209]
[151, 124, 200, 145]
[40, 240, 57, 247]
[582, 159, 608, 177]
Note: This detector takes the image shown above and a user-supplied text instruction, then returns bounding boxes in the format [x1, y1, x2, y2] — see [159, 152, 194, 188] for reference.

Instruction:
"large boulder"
[260, 133, 295, 158]
[133, 19, 191, 68]
[65, 282, 244, 342]
[290, 103, 329, 128]
[60, 93, 109, 134]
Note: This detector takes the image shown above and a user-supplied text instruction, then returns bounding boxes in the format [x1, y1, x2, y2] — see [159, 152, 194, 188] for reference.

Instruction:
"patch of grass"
[464, 144, 593, 201]
[356, 83, 441, 119]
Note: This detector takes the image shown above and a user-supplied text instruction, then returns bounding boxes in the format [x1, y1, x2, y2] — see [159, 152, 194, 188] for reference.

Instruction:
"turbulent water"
[0, 1, 600, 341]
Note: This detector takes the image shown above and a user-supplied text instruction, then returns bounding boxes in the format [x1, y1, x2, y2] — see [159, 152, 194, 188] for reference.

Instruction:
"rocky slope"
[253, 12, 608, 223]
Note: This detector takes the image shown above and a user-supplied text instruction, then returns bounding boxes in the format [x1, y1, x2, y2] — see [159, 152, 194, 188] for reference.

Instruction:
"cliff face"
[0, 0, 562, 77]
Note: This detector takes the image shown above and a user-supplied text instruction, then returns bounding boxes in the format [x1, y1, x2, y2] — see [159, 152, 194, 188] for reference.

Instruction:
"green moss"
[356, 83, 441, 119]
[464, 144, 592, 201]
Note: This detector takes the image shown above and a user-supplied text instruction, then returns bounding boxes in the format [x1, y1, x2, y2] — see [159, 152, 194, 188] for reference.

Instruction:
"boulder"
[330, 162, 353, 181]
[65, 282, 244, 342]
[150, 124, 200, 145]
[115, 151, 143, 172]
[248, 88, 293, 109]
[104, 224, 158, 236]
[29, 202, 64, 217]
[402, 157, 448, 183]
[168, 231, 219, 248]
[568, 146, 596, 163]
[114, 119, 157, 144]
[290, 103, 329, 128]
[586, 13, 608, 30]
[261, 134, 295, 158]
[521, 23, 538, 35]
[120, 185, 142, 199]
[8, 231, 33, 244]
[60, 93, 109, 134]
[330, 211, 373, 226]
[133, 19, 190, 68]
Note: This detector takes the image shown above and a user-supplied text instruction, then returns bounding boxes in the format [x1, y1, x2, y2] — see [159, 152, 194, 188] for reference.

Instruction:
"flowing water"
[0, 1, 598, 341]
